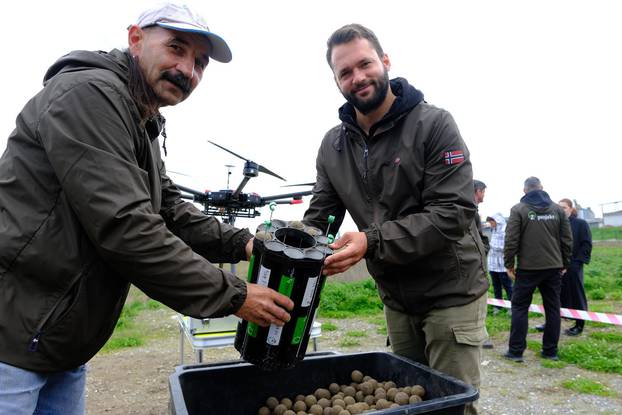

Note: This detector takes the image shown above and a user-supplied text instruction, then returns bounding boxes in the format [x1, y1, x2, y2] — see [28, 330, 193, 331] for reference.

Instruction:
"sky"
[2, 0, 621, 233]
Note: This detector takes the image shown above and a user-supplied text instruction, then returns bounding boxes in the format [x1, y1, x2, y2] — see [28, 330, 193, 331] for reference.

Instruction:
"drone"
[175, 140, 314, 225]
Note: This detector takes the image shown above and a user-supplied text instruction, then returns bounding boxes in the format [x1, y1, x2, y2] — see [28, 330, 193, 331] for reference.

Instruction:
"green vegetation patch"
[561, 377, 615, 396]
[319, 278, 383, 318]
[321, 321, 338, 332]
[560, 339, 622, 374]
[345, 330, 367, 338]
[591, 226, 622, 241]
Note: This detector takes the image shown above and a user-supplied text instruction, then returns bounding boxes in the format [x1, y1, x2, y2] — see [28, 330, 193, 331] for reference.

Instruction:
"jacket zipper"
[28, 263, 92, 352]
[363, 145, 369, 179]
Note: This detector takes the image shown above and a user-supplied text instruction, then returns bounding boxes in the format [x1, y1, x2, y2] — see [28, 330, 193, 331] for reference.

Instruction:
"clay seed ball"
[331, 405, 344, 415]
[359, 382, 374, 396]
[284, 411, 296, 415]
[281, 398, 293, 409]
[317, 398, 331, 409]
[394, 391, 410, 405]
[309, 404, 323, 415]
[384, 381, 397, 390]
[375, 398, 390, 410]
[266, 397, 279, 410]
[343, 386, 356, 397]
[304, 395, 317, 407]
[332, 398, 346, 408]
[409, 394, 423, 404]
[328, 383, 341, 395]
[343, 396, 356, 406]
[295, 394, 306, 402]
[411, 385, 426, 397]
[293, 400, 307, 412]
[351, 370, 364, 383]
[258, 406, 271, 415]
[315, 388, 331, 400]
[354, 390, 365, 402]
[386, 387, 398, 401]
[274, 404, 288, 415]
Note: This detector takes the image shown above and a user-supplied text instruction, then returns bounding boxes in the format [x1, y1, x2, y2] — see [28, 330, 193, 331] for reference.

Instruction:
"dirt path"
[86, 312, 622, 414]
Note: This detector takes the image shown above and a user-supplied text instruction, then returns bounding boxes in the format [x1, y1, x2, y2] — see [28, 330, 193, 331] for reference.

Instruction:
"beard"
[341, 69, 390, 115]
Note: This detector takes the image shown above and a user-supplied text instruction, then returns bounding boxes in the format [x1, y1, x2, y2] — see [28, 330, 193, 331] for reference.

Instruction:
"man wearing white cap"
[0, 3, 293, 414]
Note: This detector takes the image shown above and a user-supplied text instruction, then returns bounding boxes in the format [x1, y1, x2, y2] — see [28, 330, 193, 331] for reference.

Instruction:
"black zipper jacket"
[304, 78, 488, 314]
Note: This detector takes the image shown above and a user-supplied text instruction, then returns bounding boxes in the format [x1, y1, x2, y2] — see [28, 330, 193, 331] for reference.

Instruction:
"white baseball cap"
[134, 3, 232, 63]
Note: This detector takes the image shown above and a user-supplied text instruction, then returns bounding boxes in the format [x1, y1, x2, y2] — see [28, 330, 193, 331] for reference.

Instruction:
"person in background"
[303, 23, 489, 415]
[473, 180, 494, 350]
[486, 214, 513, 315]
[503, 177, 572, 362]
[558, 198, 592, 336]
[0, 4, 292, 414]
[473, 180, 490, 253]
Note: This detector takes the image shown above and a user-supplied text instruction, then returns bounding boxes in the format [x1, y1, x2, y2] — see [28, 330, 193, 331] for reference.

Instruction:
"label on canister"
[301, 277, 318, 307]
[266, 323, 283, 345]
[257, 265, 271, 287]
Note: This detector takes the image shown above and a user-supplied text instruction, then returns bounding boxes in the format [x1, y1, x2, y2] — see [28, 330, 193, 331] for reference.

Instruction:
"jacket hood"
[338, 77, 424, 131]
[489, 212, 506, 231]
[43, 49, 129, 86]
[520, 189, 554, 211]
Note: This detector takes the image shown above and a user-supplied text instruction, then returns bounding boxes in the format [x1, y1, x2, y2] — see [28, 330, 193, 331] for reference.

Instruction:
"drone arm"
[261, 190, 312, 203]
[232, 176, 251, 199]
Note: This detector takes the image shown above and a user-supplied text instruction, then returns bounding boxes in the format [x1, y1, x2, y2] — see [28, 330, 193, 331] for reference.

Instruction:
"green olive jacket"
[0, 49, 250, 372]
[304, 78, 488, 314]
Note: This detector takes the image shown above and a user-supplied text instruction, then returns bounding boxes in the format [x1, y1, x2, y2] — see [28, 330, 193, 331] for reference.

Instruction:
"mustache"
[161, 71, 191, 95]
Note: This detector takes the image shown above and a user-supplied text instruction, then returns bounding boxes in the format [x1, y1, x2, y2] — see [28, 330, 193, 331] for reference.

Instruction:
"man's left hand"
[323, 232, 367, 276]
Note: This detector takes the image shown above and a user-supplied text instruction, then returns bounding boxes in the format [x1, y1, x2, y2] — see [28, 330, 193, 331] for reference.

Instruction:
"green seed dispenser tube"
[235, 221, 332, 370]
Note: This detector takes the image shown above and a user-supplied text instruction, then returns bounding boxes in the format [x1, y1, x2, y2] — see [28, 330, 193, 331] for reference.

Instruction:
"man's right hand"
[234, 283, 294, 327]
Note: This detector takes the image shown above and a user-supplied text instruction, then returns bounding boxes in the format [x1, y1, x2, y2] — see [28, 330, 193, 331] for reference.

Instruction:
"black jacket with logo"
[304, 78, 488, 314]
[504, 190, 573, 270]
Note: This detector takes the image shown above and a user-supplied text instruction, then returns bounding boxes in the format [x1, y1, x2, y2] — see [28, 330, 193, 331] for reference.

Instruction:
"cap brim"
[156, 22, 232, 63]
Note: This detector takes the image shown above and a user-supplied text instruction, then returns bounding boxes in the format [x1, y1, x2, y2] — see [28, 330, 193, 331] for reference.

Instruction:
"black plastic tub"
[169, 351, 478, 414]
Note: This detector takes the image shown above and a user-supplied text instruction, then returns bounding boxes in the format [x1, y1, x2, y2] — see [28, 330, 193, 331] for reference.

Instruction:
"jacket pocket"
[30, 261, 129, 368]
[452, 324, 488, 347]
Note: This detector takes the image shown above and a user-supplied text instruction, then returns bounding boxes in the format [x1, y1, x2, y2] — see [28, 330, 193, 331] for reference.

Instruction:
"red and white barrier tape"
[487, 298, 622, 326]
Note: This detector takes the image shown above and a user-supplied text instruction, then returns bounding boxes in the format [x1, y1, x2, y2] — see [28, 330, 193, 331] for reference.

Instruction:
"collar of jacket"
[337, 77, 424, 136]
[520, 189, 554, 208]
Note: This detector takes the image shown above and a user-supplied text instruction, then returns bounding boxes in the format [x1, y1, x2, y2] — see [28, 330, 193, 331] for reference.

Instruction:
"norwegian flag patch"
[443, 150, 465, 165]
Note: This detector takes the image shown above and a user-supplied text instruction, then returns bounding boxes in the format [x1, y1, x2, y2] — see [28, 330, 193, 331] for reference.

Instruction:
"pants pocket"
[452, 324, 488, 347]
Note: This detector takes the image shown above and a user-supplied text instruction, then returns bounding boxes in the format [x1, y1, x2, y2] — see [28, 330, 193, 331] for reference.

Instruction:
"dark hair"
[125, 50, 160, 120]
[473, 180, 487, 192]
[524, 176, 542, 192]
[326, 24, 384, 68]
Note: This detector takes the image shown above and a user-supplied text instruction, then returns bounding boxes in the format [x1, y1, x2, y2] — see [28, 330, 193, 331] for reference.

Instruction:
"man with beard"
[0, 4, 293, 413]
[303, 24, 488, 415]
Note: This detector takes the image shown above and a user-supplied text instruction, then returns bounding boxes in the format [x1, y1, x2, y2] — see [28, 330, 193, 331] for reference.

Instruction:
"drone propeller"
[281, 182, 315, 188]
[208, 140, 285, 181]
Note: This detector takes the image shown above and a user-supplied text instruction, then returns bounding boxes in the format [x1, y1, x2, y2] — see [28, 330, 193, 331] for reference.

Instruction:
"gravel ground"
[86, 309, 622, 414]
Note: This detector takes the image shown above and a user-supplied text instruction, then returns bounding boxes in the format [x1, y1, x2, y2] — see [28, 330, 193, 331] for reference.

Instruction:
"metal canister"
[235, 222, 332, 370]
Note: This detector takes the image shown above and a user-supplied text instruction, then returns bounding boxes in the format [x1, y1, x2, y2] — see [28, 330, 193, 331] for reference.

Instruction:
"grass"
[345, 330, 367, 338]
[318, 278, 383, 318]
[561, 377, 615, 396]
[101, 289, 165, 353]
[591, 226, 622, 241]
[321, 321, 338, 331]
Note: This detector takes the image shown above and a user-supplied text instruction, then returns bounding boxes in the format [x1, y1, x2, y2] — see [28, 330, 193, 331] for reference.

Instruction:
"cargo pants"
[385, 293, 488, 415]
